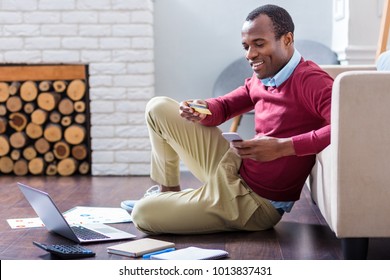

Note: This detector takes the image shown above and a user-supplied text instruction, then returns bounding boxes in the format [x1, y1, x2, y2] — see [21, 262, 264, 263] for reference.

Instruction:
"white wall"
[154, 0, 333, 137]
[332, 0, 384, 64]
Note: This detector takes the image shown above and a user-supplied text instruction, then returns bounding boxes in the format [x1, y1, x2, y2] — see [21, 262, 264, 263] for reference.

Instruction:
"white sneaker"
[120, 185, 161, 211]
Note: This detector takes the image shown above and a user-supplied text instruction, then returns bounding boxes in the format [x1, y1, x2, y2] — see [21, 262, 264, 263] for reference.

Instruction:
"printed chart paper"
[7, 206, 132, 229]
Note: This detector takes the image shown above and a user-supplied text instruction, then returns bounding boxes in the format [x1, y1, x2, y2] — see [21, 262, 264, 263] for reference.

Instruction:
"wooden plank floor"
[1, 172, 389, 260]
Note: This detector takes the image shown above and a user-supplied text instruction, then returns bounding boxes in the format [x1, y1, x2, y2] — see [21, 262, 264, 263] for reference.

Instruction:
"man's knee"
[145, 96, 175, 118]
[131, 198, 159, 234]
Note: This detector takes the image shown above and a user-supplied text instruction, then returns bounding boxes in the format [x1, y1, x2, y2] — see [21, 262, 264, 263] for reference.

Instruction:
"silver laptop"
[17, 182, 136, 243]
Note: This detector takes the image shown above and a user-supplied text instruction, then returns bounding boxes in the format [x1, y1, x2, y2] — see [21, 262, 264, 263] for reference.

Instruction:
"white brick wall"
[0, 0, 154, 175]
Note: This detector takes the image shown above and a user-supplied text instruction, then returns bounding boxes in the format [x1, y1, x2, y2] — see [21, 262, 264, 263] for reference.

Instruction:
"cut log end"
[0, 136, 10, 156]
[0, 117, 8, 134]
[53, 141, 70, 159]
[28, 157, 45, 175]
[78, 161, 90, 174]
[43, 124, 62, 143]
[57, 158, 78, 176]
[37, 92, 60, 111]
[20, 81, 38, 102]
[0, 156, 14, 173]
[46, 163, 57, 176]
[72, 144, 87, 160]
[9, 112, 28, 132]
[67, 79, 86, 101]
[64, 125, 86, 145]
[14, 159, 28, 176]
[0, 82, 10, 102]
[53, 80, 67, 93]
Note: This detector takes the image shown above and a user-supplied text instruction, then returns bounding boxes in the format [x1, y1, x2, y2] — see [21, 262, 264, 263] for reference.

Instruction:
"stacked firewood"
[0, 77, 90, 176]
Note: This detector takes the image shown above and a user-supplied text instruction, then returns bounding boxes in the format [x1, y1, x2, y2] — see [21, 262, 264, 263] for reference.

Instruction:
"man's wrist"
[279, 138, 296, 157]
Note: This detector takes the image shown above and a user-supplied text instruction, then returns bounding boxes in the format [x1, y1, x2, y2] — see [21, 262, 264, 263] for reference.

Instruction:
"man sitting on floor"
[123, 4, 333, 235]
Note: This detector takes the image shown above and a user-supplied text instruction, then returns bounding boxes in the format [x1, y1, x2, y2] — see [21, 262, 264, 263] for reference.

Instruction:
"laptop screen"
[18, 182, 80, 242]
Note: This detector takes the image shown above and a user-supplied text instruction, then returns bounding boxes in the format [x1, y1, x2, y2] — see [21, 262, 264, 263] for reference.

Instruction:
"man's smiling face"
[241, 14, 293, 80]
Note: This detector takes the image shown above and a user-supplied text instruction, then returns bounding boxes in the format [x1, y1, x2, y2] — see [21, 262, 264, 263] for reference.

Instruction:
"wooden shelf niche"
[0, 65, 91, 176]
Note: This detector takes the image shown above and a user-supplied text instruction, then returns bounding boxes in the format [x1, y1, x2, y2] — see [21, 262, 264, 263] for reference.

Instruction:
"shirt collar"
[261, 49, 302, 87]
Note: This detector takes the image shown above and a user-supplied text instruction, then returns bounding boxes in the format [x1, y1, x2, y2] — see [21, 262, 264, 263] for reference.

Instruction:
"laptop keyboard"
[71, 225, 110, 240]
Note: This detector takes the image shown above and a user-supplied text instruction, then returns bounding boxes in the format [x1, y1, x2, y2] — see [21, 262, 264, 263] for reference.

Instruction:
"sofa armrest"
[320, 65, 376, 79]
[312, 71, 390, 237]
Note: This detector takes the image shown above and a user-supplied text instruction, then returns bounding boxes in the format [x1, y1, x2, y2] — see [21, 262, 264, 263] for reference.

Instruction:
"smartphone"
[222, 132, 243, 142]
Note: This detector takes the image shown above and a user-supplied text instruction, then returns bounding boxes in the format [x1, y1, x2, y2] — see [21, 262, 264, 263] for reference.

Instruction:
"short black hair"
[246, 4, 295, 39]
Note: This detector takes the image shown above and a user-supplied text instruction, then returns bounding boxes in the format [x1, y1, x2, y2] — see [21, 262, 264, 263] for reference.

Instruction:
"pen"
[142, 248, 175, 259]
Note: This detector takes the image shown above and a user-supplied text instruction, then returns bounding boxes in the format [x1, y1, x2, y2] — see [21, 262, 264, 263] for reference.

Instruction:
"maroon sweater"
[201, 60, 333, 201]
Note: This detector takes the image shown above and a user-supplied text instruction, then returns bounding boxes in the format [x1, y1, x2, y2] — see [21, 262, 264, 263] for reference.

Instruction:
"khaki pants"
[131, 96, 282, 234]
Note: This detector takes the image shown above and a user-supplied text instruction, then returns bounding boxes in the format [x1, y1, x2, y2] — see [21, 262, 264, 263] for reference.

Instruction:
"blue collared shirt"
[259, 49, 302, 213]
[260, 49, 302, 87]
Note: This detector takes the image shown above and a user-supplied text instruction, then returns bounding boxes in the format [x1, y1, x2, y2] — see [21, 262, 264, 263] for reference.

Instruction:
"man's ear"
[283, 32, 294, 46]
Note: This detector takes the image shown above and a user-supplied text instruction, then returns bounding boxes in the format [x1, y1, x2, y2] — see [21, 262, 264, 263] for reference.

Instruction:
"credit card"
[188, 103, 212, 115]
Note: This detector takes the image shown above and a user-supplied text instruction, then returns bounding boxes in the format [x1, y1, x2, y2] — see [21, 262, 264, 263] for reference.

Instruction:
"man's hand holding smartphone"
[222, 132, 243, 142]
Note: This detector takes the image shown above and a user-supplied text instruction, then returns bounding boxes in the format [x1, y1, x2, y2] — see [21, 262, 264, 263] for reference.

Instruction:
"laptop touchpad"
[95, 227, 119, 233]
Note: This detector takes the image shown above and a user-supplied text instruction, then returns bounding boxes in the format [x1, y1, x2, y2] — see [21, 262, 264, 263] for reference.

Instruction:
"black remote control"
[33, 241, 96, 259]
